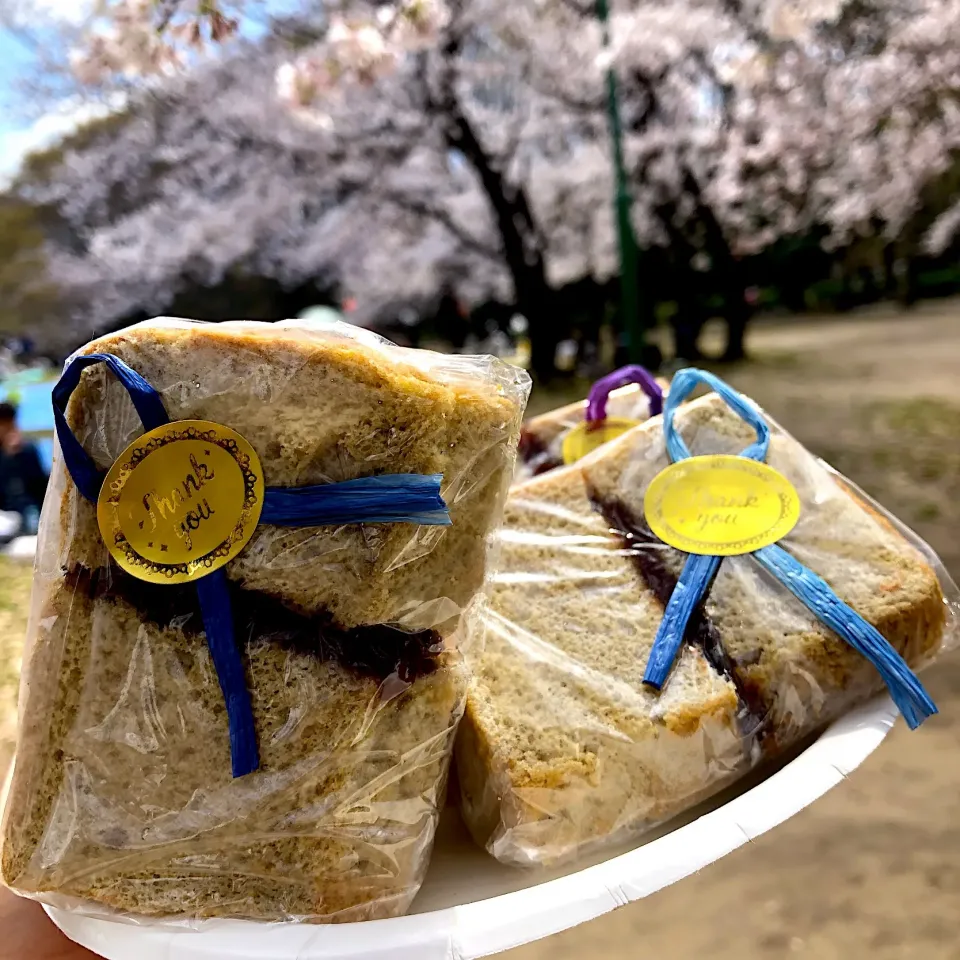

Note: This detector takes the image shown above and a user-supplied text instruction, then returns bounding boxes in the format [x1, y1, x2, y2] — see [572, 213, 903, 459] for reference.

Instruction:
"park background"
[1, 2, 960, 957]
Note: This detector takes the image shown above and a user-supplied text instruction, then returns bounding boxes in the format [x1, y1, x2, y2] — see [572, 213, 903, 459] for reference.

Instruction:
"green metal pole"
[597, 0, 644, 362]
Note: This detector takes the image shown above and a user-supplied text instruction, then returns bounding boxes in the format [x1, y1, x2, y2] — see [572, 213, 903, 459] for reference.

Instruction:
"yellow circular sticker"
[562, 418, 641, 465]
[97, 420, 265, 584]
[643, 454, 801, 556]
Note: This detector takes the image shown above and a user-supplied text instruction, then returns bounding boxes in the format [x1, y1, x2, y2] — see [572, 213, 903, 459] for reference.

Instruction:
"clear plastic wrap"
[1, 317, 530, 922]
[458, 381, 958, 867]
[516, 376, 669, 482]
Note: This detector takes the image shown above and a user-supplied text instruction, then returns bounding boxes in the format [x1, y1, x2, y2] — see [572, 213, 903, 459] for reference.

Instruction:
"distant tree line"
[4, 0, 960, 373]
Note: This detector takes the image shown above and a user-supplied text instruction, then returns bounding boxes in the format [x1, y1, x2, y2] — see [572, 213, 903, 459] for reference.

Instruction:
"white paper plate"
[45, 695, 898, 960]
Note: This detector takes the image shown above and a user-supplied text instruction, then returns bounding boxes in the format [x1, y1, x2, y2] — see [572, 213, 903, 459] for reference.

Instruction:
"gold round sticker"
[643, 454, 801, 556]
[562, 417, 641, 465]
[97, 420, 265, 584]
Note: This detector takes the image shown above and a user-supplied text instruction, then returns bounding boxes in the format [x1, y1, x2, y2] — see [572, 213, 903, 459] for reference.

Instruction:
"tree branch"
[380, 191, 501, 261]
[528, 76, 604, 113]
[718, 0, 774, 49]
[554, 0, 594, 18]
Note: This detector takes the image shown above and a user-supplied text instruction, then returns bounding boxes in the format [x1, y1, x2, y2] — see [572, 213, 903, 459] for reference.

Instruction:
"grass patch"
[878, 397, 960, 439]
[748, 350, 808, 371]
[863, 398, 960, 492]
[915, 502, 943, 522]
[810, 396, 960, 572]
[0, 558, 34, 768]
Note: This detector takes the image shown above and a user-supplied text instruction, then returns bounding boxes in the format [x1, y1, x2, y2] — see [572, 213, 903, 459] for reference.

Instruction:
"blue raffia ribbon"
[53, 353, 451, 777]
[642, 367, 937, 730]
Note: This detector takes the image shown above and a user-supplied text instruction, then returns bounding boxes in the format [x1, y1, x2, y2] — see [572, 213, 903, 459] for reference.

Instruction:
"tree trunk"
[677, 168, 754, 362]
[896, 257, 919, 308]
[432, 54, 557, 379]
[527, 307, 558, 379]
[653, 202, 705, 362]
[670, 311, 704, 361]
[882, 242, 897, 298]
[718, 258, 751, 362]
[721, 306, 749, 362]
[669, 264, 703, 360]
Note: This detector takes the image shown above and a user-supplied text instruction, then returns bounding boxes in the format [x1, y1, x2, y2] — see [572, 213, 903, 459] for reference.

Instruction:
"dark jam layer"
[67, 566, 442, 684]
[518, 428, 564, 477]
[585, 486, 766, 740]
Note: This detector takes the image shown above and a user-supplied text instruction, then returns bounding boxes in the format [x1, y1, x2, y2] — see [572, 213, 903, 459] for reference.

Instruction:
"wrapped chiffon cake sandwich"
[1, 317, 529, 922]
[458, 366, 952, 867]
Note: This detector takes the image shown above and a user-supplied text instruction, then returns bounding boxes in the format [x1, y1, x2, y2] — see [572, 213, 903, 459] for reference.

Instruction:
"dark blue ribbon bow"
[643, 368, 936, 729]
[54, 353, 451, 777]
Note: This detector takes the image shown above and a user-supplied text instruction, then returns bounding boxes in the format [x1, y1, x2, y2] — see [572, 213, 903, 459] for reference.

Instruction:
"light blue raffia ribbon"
[642, 367, 936, 730]
[53, 353, 451, 778]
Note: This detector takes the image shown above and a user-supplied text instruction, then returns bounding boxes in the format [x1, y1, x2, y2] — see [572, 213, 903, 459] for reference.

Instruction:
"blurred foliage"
[0, 556, 31, 774]
[0, 197, 57, 336]
[5, 18, 960, 363]
[17, 110, 133, 190]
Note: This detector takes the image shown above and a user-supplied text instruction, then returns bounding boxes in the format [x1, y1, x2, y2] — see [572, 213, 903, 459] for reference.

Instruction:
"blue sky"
[0, 0, 93, 178]
[0, 1, 302, 183]
[0, 26, 104, 181]
[0, 30, 35, 100]
[0, 31, 48, 135]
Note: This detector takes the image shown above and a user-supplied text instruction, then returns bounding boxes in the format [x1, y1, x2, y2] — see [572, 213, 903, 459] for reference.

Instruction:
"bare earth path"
[511, 303, 960, 960]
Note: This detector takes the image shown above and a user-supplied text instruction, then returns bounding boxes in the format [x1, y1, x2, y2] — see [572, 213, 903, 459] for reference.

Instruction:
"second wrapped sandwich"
[459, 368, 952, 866]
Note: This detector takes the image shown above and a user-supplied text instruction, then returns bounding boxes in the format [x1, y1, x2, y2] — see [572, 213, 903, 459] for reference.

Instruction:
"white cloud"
[0, 97, 121, 185]
[16, 0, 94, 27]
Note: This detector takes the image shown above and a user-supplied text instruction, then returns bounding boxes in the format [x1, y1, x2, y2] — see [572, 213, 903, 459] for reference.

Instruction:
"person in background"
[0, 402, 48, 535]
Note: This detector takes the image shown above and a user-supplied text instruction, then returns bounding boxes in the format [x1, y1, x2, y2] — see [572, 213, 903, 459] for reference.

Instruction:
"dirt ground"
[512, 302, 960, 960]
[2, 303, 960, 957]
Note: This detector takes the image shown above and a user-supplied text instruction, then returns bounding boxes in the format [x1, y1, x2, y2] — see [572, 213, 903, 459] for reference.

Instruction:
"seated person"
[0, 402, 48, 534]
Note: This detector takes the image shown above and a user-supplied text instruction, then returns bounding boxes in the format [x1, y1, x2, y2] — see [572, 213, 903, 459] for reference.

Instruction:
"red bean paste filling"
[518, 427, 564, 477]
[66, 565, 442, 684]
[586, 486, 768, 743]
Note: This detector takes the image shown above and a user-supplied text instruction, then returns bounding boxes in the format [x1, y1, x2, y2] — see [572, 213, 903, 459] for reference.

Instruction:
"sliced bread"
[3, 573, 463, 920]
[582, 393, 945, 747]
[4, 318, 528, 919]
[460, 392, 946, 865]
[457, 461, 747, 866]
[52, 318, 527, 631]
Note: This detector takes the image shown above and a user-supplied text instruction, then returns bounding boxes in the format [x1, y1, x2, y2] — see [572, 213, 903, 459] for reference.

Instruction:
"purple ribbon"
[586, 365, 663, 423]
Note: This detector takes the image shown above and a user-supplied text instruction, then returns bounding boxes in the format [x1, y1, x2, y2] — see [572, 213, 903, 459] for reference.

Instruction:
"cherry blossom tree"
[62, 1, 241, 86]
[18, 0, 960, 365]
[23, 0, 634, 374]
[12, 42, 521, 350]
[602, 0, 960, 355]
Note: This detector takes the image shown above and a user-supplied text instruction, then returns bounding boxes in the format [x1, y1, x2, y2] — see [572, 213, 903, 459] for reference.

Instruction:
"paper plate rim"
[44, 695, 899, 960]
